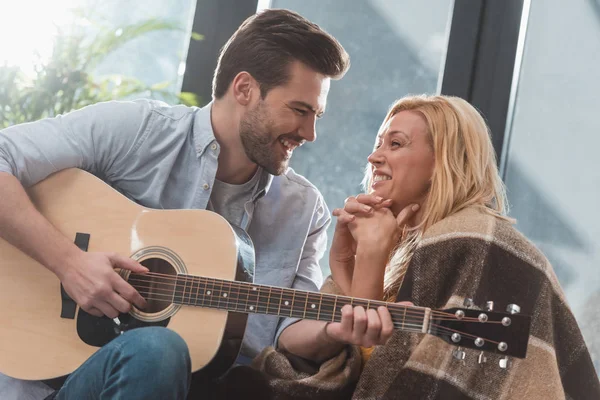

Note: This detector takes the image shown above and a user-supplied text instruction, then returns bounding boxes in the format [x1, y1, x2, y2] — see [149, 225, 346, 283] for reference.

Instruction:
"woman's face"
[368, 110, 435, 215]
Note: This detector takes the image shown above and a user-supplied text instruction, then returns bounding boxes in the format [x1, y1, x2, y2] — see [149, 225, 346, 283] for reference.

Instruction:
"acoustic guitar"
[0, 168, 531, 381]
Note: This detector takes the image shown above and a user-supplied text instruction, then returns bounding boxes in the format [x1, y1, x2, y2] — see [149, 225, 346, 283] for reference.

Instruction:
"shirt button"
[210, 143, 217, 151]
[203, 183, 210, 190]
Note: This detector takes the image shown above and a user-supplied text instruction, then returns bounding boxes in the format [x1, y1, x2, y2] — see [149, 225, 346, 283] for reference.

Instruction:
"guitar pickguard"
[76, 310, 170, 347]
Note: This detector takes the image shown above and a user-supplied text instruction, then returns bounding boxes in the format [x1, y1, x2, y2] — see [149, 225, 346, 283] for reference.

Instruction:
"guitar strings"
[127, 291, 499, 345]
[128, 272, 460, 319]
[128, 278, 468, 323]
[129, 286, 505, 344]
[128, 273, 499, 323]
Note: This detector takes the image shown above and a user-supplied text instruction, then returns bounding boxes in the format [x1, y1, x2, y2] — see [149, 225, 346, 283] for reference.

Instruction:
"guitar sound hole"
[130, 257, 176, 314]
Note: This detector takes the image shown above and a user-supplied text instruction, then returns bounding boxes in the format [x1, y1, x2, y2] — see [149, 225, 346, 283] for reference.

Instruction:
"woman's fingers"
[395, 203, 420, 227]
[332, 208, 356, 226]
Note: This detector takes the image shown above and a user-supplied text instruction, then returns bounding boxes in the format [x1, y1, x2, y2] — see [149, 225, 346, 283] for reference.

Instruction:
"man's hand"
[59, 251, 148, 318]
[325, 302, 413, 348]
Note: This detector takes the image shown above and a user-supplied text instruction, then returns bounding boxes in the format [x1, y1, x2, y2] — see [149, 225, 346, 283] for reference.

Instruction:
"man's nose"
[299, 115, 317, 142]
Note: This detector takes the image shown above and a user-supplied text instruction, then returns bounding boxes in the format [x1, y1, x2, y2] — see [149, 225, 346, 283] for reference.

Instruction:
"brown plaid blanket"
[252, 206, 600, 399]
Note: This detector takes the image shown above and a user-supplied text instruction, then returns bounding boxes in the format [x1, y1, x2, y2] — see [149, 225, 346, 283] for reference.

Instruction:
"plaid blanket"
[253, 206, 600, 399]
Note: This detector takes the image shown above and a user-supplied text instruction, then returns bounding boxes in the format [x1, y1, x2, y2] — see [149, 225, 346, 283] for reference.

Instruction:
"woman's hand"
[330, 194, 387, 294]
[338, 198, 419, 300]
[349, 202, 420, 257]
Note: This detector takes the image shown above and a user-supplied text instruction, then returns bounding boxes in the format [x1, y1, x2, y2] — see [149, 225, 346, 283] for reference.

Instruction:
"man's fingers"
[364, 308, 382, 346]
[108, 292, 132, 314]
[377, 306, 394, 343]
[113, 275, 148, 310]
[352, 306, 367, 342]
[339, 304, 354, 334]
[86, 306, 104, 318]
[327, 304, 354, 341]
[110, 253, 148, 273]
[95, 301, 120, 319]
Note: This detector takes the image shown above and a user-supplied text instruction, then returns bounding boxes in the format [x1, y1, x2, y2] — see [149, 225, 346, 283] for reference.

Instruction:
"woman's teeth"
[373, 175, 391, 182]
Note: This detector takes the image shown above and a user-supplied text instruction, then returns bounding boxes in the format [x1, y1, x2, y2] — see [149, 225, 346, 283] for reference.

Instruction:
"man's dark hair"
[212, 9, 350, 99]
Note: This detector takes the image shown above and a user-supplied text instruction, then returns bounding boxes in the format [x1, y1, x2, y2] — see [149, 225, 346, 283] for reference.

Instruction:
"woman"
[255, 95, 600, 399]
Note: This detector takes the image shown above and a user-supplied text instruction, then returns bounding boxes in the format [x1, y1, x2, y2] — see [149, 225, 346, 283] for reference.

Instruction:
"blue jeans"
[54, 326, 191, 400]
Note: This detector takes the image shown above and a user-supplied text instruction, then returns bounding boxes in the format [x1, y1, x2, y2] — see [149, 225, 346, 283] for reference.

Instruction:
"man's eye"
[294, 108, 307, 116]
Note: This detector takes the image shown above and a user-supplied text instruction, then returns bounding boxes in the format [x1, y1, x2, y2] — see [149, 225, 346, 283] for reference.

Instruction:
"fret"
[277, 287, 283, 315]
[254, 285, 261, 313]
[238, 282, 250, 313]
[199, 277, 207, 308]
[173, 275, 182, 304]
[402, 306, 407, 330]
[289, 290, 304, 319]
[266, 286, 272, 314]
[222, 281, 231, 310]
[366, 299, 371, 311]
[318, 293, 335, 322]
[302, 291, 309, 319]
[280, 288, 294, 317]
[184, 275, 191, 305]
[317, 293, 323, 320]
[332, 296, 338, 322]
[267, 287, 283, 315]
[229, 281, 241, 312]
[246, 285, 258, 313]
[188, 276, 197, 306]
[171, 275, 177, 303]
[179, 275, 186, 304]
[176, 275, 185, 304]
[305, 292, 320, 320]
[290, 290, 296, 317]
[212, 280, 222, 309]
[191, 276, 199, 306]
[206, 278, 216, 308]
[185, 276, 193, 305]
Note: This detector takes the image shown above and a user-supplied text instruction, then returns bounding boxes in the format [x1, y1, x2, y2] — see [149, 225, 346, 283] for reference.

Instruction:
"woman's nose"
[368, 148, 384, 165]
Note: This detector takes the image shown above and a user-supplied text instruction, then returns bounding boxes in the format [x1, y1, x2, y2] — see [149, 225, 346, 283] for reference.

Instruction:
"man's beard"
[239, 102, 289, 175]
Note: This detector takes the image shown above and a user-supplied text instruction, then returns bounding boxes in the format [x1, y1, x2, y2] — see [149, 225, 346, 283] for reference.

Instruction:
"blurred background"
[0, 0, 598, 376]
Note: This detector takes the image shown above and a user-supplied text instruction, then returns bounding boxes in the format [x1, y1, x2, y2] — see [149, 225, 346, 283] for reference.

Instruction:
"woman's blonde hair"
[362, 94, 512, 298]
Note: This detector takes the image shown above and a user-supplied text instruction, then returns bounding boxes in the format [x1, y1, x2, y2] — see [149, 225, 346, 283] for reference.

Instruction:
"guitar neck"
[168, 274, 431, 334]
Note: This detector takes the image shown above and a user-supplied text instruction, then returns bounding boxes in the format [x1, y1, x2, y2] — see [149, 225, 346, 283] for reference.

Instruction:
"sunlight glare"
[0, 0, 83, 76]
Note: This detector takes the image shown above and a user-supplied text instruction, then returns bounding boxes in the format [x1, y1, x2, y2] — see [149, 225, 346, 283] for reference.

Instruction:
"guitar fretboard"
[162, 274, 428, 332]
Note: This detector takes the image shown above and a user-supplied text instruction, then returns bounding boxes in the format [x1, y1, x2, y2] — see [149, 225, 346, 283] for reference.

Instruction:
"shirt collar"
[193, 101, 274, 197]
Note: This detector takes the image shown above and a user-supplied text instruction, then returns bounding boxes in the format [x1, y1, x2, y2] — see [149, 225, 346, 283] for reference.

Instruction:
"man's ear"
[231, 71, 257, 106]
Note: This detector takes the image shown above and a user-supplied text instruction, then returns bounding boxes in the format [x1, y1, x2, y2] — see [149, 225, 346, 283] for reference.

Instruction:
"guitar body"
[0, 168, 254, 381]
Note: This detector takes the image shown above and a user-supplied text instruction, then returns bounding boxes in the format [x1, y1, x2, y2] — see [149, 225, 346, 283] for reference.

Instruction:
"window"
[501, 0, 600, 373]
[266, 0, 453, 274]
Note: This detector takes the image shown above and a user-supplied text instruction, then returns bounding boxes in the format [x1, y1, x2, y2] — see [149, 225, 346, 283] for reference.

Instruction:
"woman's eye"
[391, 141, 402, 147]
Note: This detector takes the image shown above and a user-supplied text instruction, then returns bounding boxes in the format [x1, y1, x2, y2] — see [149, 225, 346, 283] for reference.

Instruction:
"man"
[0, 8, 349, 399]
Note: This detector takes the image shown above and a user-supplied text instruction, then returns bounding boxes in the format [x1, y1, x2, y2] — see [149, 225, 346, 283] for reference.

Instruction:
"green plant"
[0, 10, 202, 129]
